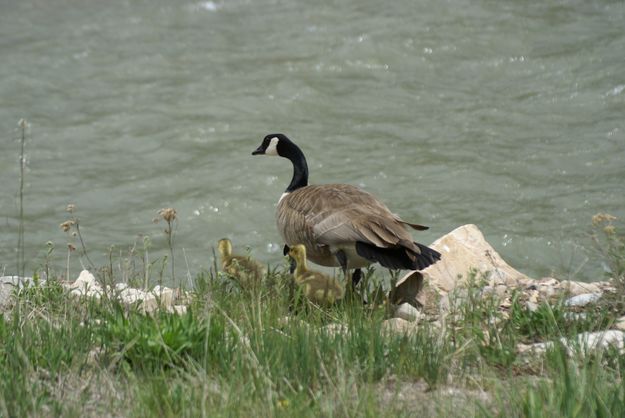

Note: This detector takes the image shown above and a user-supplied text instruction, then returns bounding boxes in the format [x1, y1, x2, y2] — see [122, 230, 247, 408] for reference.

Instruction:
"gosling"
[288, 244, 344, 305]
[217, 238, 264, 288]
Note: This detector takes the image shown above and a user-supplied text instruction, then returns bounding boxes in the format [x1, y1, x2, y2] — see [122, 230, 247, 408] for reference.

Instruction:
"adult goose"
[252, 133, 441, 283]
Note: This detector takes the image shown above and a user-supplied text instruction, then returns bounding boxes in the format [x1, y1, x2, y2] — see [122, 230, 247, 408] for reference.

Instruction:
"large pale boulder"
[420, 224, 533, 293]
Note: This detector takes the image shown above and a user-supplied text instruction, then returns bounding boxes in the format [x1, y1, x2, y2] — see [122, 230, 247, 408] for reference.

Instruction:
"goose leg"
[335, 250, 349, 281]
[335, 251, 362, 289]
[283, 244, 296, 274]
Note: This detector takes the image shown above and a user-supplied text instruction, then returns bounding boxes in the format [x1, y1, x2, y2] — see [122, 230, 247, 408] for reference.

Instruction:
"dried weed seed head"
[158, 208, 177, 223]
[66, 203, 76, 213]
[60, 220, 75, 232]
[592, 213, 617, 226]
[67, 243, 76, 252]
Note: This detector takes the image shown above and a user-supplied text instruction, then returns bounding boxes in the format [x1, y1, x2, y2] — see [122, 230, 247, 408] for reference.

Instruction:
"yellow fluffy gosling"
[217, 239, 264, 288]
[288, 244, 344, 305]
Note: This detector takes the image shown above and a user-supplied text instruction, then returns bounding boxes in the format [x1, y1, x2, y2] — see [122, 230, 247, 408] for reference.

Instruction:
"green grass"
[4, 218, 625, 418]
[2, 268, 625, 418]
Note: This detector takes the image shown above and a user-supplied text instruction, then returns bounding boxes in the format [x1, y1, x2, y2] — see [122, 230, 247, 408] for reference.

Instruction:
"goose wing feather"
[279, 184, 419, 252]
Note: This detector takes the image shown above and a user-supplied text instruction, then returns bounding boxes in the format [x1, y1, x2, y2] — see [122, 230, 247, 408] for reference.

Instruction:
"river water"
[1, 0, 624, 282]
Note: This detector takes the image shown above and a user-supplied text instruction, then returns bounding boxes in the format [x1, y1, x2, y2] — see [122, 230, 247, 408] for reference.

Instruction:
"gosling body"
[288, 245, 344, 305]
[217, 239, 264, 288]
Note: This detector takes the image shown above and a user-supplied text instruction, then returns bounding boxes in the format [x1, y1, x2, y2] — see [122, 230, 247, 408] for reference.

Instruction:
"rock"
[564, 293, 602, 307]
[69, 270, 102, 297]
[525, 302, 539, 312]
[322, 323, 348, 336]
[615, 316, 625, 331]
[534, 277, 559, 299]
[394, 303, 423, 322]
[382, 318, 419, 335]
[0, 276, 42, 288]
[564, 312, 587, 321]
[152, 285, 175, 307]
[392, 271, 426, 307]
[1, 276, 48, 312]
[557, 280, 601, 296]
[62, 270, 188, 314]
[420, 224, 533, 293]
[0, 284, 14, 312]
[115, 283, 128, 291]
[168, 305, 188, 315]
[517, 330, 625, 356]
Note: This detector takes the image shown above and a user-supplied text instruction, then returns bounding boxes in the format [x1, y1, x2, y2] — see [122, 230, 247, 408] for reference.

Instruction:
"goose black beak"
[252, 146, 264, 155]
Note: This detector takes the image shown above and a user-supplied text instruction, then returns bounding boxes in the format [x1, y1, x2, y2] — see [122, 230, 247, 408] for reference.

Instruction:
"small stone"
[394, 303, 422, 322]
[564, 312, 587, 321]
[614, 316, 625, 331]
[525, 301, 539, 312]
[382, 318, 418, 335]
[151, 286, 175, 307]
[168, 305, 187, 315]
[322, 323, 348, 336]
[115, 283, 128, 291]
[564, 293, 602, 307]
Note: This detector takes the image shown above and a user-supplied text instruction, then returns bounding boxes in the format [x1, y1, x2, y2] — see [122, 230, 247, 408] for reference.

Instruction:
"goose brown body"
[278, 184, 427, 269]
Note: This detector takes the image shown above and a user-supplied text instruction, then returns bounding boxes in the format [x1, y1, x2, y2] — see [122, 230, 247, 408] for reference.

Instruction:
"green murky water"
[1, 0, 624, 281]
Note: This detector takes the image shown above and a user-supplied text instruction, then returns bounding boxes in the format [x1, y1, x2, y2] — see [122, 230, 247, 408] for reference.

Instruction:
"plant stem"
[167, 219, 176, 288]
[75, 220, 95, 270]
[17, 120, 26, 278]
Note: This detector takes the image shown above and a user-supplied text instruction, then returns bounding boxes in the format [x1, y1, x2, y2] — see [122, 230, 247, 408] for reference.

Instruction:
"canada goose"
[288, 244, 344, 305]
[252, 133, 441, 282]
[217, 238, 264, 288]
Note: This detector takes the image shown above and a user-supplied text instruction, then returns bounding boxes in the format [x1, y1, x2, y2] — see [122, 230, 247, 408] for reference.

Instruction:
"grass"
[2, 263, 625, 417]
[6, 139, 625, 417]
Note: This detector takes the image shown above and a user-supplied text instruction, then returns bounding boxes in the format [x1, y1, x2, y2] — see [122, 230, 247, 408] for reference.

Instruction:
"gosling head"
[288, 244, 307, 261]
[252, 133, 292, 157]
[217, 238, 233, 258]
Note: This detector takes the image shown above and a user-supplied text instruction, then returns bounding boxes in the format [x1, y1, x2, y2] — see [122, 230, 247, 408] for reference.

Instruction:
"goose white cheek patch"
[265, 137, 279, 155]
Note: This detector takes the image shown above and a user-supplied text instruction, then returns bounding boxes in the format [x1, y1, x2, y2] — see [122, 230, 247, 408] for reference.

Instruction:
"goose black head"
[252, 133, 291, 156]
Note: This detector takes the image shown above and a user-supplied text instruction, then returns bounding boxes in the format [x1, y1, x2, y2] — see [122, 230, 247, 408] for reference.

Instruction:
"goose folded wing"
[312, 210, 410, 249]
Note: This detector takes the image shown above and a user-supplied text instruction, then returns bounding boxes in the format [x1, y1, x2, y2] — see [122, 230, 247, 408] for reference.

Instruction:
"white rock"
[69, 271, 103, 298]
[615, 316, 625, 331]
[564, 293, 602, 307]
[115, 283, 128, 291]
[382, 318, 419, 335]
[394, 303, 422, 322]
[525, 302, 539, 312]
[557, 280, 602, 296]
[322, 323, 348, 336]
[518, 330, 625, 356]
[168, 305, 188, 315]
[564, 312, 587, 321]
[420, 224, 533, 293]
[151, 286, 175, 307]
[393, 271, 426, 307]
[0, 276, 42, 288]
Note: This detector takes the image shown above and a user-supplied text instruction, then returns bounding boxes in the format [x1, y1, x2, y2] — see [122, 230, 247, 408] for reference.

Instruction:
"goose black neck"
[282, 142, 309, 192]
